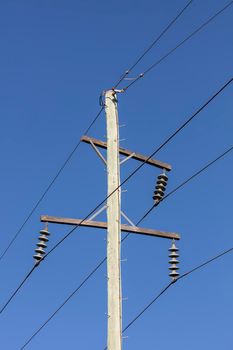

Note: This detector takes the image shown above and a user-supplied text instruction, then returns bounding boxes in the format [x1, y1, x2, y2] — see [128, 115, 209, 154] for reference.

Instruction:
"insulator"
[169, 251, 179, 258]
[169, 264, 179, 271]
[169, 258, 179, 264]
[33, 225, 50, 263]
[33, 253, 43, 261]
[156, 184, 166, 191]
[153, 171, 168, 203]
[169, 270, 179, 279]
[36, 242, 47, 249]
[153, 193, 163, 201]
[169, 243, 179, 252]
[35, 247, 45, 255]
[39, 229, 50, 236]
[154, 188, 164, 196]
[168, 241, 179, 280]
[156, 179, 167, 186]
[158, 174, 168, 181]
[38, 235, 49, 242]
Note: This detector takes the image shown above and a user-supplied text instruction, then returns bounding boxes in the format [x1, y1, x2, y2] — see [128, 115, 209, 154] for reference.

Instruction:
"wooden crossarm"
[41, 215, 180, 240]
[81, 135, 172, 171]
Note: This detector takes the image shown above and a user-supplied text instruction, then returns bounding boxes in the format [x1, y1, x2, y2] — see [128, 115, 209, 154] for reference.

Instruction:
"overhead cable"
[1, 77, 232, 316]
[139, 144, 233, 224]
[42, 76, 233, 261]
[0, 107, 104, 263]
[123, 1, 233, 91]
[114, 0, 194, 88]
[121, 245, 233, 336]
[18, 143, 233, 349]
[0, 1, 196, 263]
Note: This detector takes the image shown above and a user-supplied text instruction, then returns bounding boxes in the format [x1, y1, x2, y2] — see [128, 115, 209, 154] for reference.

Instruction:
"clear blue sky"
[0, 0, 233, 349]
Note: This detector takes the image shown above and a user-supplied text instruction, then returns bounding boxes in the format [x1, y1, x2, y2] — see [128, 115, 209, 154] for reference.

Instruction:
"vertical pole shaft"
[105, 90, 122, 350]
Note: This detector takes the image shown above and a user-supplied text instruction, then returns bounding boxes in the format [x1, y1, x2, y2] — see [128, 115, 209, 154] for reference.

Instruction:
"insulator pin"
[168, 241, 179, 281]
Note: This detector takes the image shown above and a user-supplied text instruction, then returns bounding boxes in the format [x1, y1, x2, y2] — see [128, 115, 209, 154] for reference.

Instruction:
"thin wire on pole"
[0, 265, 37, 314]
[123, 1, 233, 91]
[43, 76, 233, 260]
[0, 0, 195, 263]
[19, 257, 106, 350]
[18, 143, 233, 349]
[120, 246, 233, 336]
[0, 107, 104, 263]
[113, 0, 194, 88]
[138, 144, 233, 224]
[0, 0, 196, 263]
[3, 1, 233, 345]
[1, 77, 232, 316]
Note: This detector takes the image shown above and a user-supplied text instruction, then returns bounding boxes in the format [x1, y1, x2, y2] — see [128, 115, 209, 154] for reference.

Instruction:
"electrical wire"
[0, 264, 37, 314]
[19, 257, 107, 350]
[123, 1, 233, 91]
[121, 281, 174, 337]
[1, 76, 232, 316]
[18, 143, 233, 349]
[41, 75, 233, 260]
[2, 0, 232, 294]
[0, 107, 104, 263]
[139, 144, 233, 224]
[2, 1, 232, 342]
[0, 0, 197, 263]
[121, 245, 233, 336]
[0, 0, 196, 263]
[113, 0, 194, 88]
[2, 0, 232, 269]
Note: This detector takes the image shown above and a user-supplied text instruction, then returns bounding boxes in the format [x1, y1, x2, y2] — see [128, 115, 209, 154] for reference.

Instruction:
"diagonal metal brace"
[120, 153, 136, 165]
[89, 139, 107, 165]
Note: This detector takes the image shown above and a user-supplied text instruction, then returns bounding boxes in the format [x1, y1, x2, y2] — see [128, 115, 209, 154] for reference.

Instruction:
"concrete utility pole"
[105, 90, 122, 350]
[39, 89, 180, 350]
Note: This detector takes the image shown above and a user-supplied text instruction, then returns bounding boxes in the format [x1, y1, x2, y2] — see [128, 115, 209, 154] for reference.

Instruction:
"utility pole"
[37, 89, 180, 350]
[105, 90, 122, 350]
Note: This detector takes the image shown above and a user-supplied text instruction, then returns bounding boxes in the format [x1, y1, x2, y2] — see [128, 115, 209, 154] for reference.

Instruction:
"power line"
[0, 1, 194, 264]
[0, 265, 37, 314]
[121, 282, 174, 334]
[123, 0, 233, 91]
[18, 143, 233, 349]
[2, 1, 232, 343]
[1, 76, 232, 316]
[3, 0, 230, 294]
[113, 0, 194, 88]
[139, 144, 233, 224]
[0, 107, 104, 263]
[42, 76, 233, 261]
[121, 245, 233, 336]
[19, 257, 106, 350]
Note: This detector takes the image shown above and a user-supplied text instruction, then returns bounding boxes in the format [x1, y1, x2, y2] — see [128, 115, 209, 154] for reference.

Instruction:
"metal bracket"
[121, 211, 136, 227]
[89, 205, 107, 221]
[90, 139, 107, 165]
[120, 152, 136, 165]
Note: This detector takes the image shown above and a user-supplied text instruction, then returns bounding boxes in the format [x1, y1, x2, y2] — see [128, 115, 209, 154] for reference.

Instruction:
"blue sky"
[0, 0, 233, 349]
